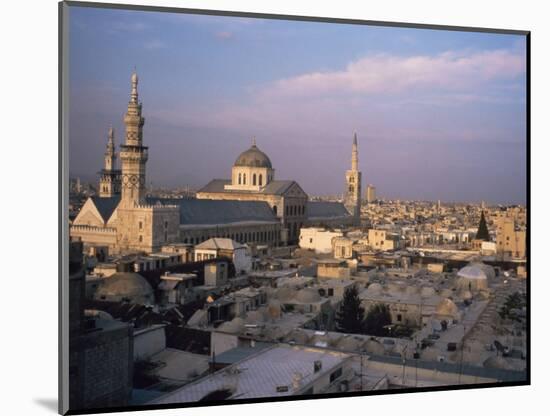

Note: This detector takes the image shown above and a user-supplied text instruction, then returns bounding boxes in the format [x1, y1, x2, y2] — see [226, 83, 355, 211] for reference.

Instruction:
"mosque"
[71, 72, 361, 255]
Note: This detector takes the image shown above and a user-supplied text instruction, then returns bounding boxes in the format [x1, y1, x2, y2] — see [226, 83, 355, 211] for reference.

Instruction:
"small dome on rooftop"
[295, 287, 322, 303]
[94, 270, 153, 305]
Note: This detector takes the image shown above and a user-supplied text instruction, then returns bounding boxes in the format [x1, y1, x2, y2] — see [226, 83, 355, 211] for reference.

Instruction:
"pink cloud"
[263, 49, 525, 98]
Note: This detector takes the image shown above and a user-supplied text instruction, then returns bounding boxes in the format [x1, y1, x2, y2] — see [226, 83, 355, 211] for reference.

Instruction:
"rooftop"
[151, 344, 351, 404]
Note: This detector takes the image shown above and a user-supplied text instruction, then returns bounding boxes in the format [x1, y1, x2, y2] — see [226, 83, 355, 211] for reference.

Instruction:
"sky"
[68, 6, 527, 204]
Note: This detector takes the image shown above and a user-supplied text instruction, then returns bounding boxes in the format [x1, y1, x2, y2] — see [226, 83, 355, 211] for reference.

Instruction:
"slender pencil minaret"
[98, 126, 121, 197]
[344, 132, 362, 223]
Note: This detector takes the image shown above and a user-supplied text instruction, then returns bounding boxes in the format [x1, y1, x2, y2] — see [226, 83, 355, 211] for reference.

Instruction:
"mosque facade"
[71, 73, 360, 255]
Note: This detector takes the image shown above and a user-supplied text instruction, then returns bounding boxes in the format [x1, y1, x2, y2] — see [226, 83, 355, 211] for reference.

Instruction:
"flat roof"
[151, 344, 351, 404]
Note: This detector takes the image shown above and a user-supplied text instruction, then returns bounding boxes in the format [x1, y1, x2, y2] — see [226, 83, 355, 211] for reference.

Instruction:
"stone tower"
[98, 126, 121, 197]
[115, 71, 179, 254]
[119, 71, 148, 207]
[344, 133, 362, 223]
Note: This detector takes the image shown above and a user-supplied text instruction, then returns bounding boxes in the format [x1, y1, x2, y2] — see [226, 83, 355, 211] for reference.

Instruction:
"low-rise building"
[298, 227, 343, 254]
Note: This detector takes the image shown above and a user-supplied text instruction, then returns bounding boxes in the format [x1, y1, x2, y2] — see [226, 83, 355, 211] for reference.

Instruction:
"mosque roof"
[234, 143, 272, 168]
[195, 238, 247, 251]
[197, 179, 299, 196]
[178, 199, 278, 225]
[90, 196, 120, 222]
[307, 201, 351, 218]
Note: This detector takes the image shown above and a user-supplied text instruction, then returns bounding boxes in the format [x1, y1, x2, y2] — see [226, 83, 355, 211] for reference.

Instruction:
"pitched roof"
[90, 196, 120, 222]
[195, 238, 247, 251]
[197, 179, 299, 196]
[178, 199, 278, 225]
[307, 201, 351, 218]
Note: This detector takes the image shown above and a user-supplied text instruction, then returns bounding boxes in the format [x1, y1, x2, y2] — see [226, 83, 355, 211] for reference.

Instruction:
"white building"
[194, 238, 252, 275]
[299, 227, 344, 254]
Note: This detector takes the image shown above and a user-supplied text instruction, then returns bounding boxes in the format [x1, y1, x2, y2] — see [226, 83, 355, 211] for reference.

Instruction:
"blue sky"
[69, 6, 527, 204]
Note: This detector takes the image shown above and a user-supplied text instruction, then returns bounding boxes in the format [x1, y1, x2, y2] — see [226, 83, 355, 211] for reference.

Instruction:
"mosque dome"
[234, 143, 272, 168]
[285, 329, 310, 344]
[435, 298, 459, 317]
[420, 286, 436, 298]
[94, 270, 154, 305]
[245, 309, 266, 324]
[295, 287, 322, 303]
[364, 339, 385, 355]
[367, 282, 383, 294]
[276, 287, 294, 302]
[336, 336, 364, 351]
[218, 317, 245, 334]
[457, 263, 490, 292]
[483, 356, 512, 370]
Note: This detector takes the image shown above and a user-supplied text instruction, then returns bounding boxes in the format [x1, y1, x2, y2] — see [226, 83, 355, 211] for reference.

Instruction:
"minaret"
[344, 132, 362, 223]
[98, 126, 121, 197]
[119, 71, 148, 206]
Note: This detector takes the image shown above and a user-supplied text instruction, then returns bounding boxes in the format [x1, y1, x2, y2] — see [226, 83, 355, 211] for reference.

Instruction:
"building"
[71, 72, 354, 254]
[496, 216, 526, 259]
[366, 184, 376, 204]
[299, 227, 344, 254]
[150, 344, 354, 404]
[367, 229, 401, 251]
[194, 238, 251, 275]
[197, 138, 356, 243]
[344, 133, 362, 223]
[68, 240, 133, 410]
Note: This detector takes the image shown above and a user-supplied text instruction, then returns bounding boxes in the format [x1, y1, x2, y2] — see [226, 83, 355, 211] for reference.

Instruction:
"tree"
[335, 285, 365, 334]
[364, 303, 392, 336]
[476, 210, 490, 241]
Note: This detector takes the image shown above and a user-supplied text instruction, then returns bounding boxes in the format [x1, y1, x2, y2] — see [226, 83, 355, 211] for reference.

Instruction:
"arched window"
[253, 174, 257, 186]
[243, 173, 246, 184]
[238, 173, 241, 185]
[273, 205, 277, 215]
[259, 174, 263, 186]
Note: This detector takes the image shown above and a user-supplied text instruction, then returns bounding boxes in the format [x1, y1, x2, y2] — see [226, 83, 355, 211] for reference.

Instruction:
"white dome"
[457, 265, 488, 280]
[295, 288, 321, 303]
[218, 317, 245, 334]
[420, 286, 436, 298]
[436, 298, 458, 317]
[367, 283, 383, 294]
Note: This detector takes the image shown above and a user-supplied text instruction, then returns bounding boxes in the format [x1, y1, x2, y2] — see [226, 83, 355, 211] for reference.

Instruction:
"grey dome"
[234, 144, 272, 168]
[95, 271, 154, 305]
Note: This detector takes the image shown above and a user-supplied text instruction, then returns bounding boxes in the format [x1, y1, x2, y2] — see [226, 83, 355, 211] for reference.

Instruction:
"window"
[259, 174, 263, 186]
[139, 221, 143, 230]
[310, 238, 313, 243]
[273, 205, 277, 215]
[238, 173, 241, 185]
[164, 220, 168, 229]
[139, 235, 143, 243]
[253, 174, 257, 185]
[328, 288, 334, 296]
[397, 314, 402, 322]
[329, 367, 343, 383]
[243, 173, 246, 184]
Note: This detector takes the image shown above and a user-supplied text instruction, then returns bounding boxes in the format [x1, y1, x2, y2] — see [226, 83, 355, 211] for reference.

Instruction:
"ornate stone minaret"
[344, 132, 362, 223]
[98, 126, 121, 197]
[119, 71, 148, 207]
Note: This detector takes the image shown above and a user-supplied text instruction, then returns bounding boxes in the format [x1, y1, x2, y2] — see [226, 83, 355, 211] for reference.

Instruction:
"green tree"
[335, 285, 365, 334]
[476, 210, 490, 241]
[364, 303, 392, 336]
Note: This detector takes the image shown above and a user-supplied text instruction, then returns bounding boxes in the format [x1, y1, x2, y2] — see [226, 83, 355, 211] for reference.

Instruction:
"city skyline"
[69, 6, 527, 204]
